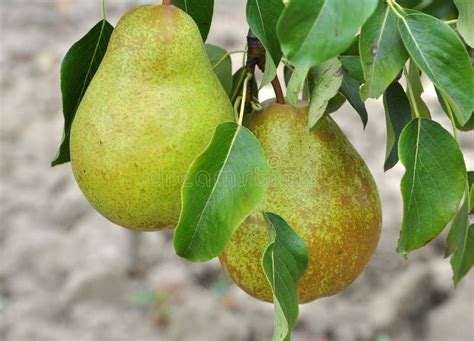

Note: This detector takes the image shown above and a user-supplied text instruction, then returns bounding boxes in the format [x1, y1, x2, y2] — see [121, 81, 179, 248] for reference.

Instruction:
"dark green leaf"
[423, 0, 457, 20]
[383, 82, 412, 171]
[261, 51, 277, 89]
[340, 69, 368, 127]
[397, 118, 467, 255]
[360, 3, 409, 100]
[399, 13, 473, 125]
[446, 191, 474, 285]
[342, 35, 360, 55]
[205, 44, 232, 95]
[307, 58, 343, 129]
[246, 0, 284, 66]
[340, 55, 365, 83]
[277, 0, 378, 67]
[262, 212, 308, 341]
[173, 0, 214, 41]
[406, 60, 431, 119]
[454, 0, 474, 47]
[469, 171, 474, 212]
[286, 66, 309, 106]
[51, 20, 113, 166]
[435, 88, 474, 132]
[174, 122, 270, 261]
[326, 93, 347, 114]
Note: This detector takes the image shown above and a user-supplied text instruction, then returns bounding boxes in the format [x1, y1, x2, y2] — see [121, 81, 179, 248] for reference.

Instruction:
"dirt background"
[1, 1, 473, 340]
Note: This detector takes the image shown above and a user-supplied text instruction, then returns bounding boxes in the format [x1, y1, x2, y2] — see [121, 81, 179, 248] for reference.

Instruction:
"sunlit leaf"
[454, 0, 474, 47]
[174, 122, 270, 261]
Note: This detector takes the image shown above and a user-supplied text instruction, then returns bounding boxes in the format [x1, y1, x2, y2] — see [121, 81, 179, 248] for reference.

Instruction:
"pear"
[70, 5, 234, 231]
[219, 100, 382, 303]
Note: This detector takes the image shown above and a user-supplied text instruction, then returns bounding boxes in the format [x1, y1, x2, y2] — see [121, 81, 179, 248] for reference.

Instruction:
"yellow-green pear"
[219, 100, 382, 303]
[70, 5, 234, 231]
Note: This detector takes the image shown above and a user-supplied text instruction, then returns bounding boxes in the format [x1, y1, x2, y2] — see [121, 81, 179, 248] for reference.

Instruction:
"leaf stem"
[445, 19, 458, 25]
[238, 73, 252, 125]
[271, 76, 285, 104]
[403, 65, 421, 119]
[212, 50, 247, 70]
[386, 0, 405, 20]
[101, 0, 106, 20]
[441, 94, 459, 140]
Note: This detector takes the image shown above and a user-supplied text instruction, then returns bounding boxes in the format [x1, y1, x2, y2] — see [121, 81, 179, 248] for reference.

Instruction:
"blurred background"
[0, 1, 473, 340]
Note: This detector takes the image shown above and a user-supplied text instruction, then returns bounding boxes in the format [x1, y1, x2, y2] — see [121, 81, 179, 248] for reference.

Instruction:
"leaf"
[398, 12, 473, 126]
[173, 0, 214, 41]
[454, 0, 474, 47]
[406, 60, 431, 119]
[277, 0, 378, 67]
[446, 191, 474, 285]
[340, 55, 365, 83]
[262, 212, 308, 341]
[326, 93, 346, 114]
[435, 88, 474, 132]
[174, 122, 270, 261]
[286, 66, 309, 107]
[246, 0, 284, 66]
[51, 20, 113, 166]
[359, 3, 409, 100]
[469, 171, 474, 213]
[307, 58, 343, 129]
[383, 82, 412, 171]
[397, 118, 467, 255]
[340, 69, 368, 127]
[205, 44, 232, 95]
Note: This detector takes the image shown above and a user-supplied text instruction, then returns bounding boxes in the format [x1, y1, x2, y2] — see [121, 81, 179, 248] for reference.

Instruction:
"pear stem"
[272, 77, 285, 105]
[162, 0, 172, 5]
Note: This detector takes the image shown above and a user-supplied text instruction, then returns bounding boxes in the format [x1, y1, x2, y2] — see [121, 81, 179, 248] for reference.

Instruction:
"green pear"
[70, 5, 234, 231]
[220, 100, 382, 303]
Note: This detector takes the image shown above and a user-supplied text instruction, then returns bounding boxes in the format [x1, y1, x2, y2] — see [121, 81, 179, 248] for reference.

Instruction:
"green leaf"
[340, 55, 365, 83]
[359, 3, 408, 100]
[406, 60, 431, 119]
[277, 0, 378, 67]
[262, 212, 308, 341]
[326, 93, 347, 114]
[398, 12, 473, 125]
[383, 82, 412, 171]
[446, 192, 474, 285]
[174, 122, 270, 261]
[435, 88, 474, 132]
[454, 0, 474, 47]
[397, 118, 467, 255]
[469, 171, 474, 212]
[286, 66, 309, 107]
[246, 0, 284, 66]
[307, 58, 343, 129]
[51, 20, 113, 166]
[261, 51, 277, 89]
[173, 0, 214, 41]
[205, 44, 232, 95]
[340, 69, 368, 127]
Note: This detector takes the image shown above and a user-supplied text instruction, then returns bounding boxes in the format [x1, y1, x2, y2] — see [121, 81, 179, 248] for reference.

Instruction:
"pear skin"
[219, 100, 382, 303]
[70, 5, 234, 231]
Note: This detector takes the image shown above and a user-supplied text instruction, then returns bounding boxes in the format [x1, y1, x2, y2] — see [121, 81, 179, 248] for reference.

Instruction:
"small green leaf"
[205, 44, 232, 95]
[174, 122, 270, 261]
[383, 82, 412, 171]
[406, 60, 431, 119]
[277, 0, 378, 67]
[446, 191, 474, 285]
[286, 66, 309, 107]
[397, 118, 467, 255]
[359, 2, 408, 100]
[454, 0, 474, 47]
[340, 69, 368, 127]
[173, 0, 214, 41]
[51, 20, 113, 166]
[261, 51, 277, 89]
[399, 12, 473, 125]
[307, 58, 343, 129]
[262, 212, 308, 341]
[246, 0, 284, 66]
[340, 55, 365, 83]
